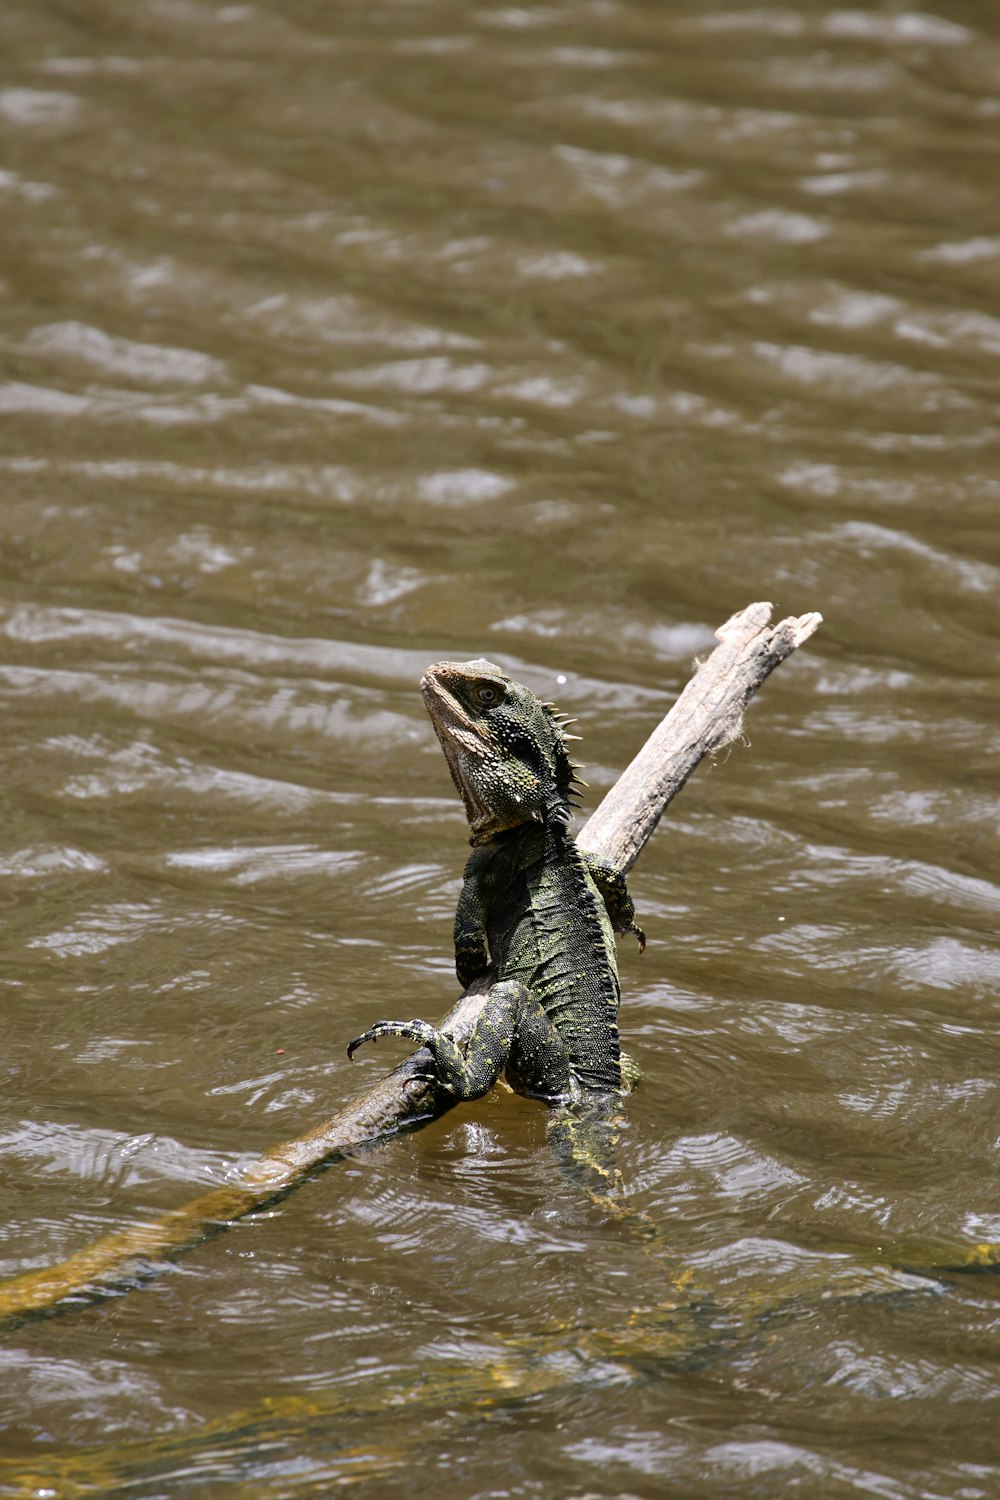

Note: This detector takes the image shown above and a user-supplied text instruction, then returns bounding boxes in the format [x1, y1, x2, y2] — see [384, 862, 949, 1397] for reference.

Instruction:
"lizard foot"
[347, 1019, 439, 1062]
[631, 922, 646, 953]
[347, 1018, 478, 1099]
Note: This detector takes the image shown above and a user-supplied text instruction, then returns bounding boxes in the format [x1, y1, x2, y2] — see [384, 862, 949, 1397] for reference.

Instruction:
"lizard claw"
[347, 1023, 388, 1061]
[347, 1019, 438, 1062]
[632, 923, 646, 954]
[403, 1069, 439, 1092]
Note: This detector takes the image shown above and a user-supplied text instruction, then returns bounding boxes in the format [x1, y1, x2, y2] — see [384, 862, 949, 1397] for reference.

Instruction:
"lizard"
[347, 658, 645, 1193]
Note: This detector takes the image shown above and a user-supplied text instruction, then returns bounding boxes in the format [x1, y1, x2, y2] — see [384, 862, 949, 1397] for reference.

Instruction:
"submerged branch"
[0, 601, 821, 1322]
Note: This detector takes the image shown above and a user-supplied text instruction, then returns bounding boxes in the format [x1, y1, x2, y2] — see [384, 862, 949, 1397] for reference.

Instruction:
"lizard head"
[421, 659, 582, 842]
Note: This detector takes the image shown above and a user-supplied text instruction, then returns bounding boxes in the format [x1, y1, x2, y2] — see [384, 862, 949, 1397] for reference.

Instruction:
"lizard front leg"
[347, 980, 529, 1101]
[580, 850, 645, 952]
[454, 866, 490, 988]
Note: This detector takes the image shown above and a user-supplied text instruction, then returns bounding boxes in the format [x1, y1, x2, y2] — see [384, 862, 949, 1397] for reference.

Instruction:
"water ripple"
[2, 0, 999, 1484]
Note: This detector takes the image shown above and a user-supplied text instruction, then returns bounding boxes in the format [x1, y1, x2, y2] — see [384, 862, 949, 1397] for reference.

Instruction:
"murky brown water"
[1, 0, 999, 1494]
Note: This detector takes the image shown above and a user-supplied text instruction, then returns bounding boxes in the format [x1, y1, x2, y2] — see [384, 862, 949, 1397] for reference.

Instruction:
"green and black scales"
[349, 660, 644, 1166]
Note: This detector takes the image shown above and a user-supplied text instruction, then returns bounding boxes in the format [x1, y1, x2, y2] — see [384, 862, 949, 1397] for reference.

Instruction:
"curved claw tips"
[633, 924, 646, 954]
[347, 1030, 378, 1061]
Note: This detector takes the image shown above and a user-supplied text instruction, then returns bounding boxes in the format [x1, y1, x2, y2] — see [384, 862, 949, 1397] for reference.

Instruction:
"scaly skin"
[348, 659, 644, 1175]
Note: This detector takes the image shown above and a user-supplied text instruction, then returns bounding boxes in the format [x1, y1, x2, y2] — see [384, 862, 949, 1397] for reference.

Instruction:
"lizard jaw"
[421, 661, 516, 838]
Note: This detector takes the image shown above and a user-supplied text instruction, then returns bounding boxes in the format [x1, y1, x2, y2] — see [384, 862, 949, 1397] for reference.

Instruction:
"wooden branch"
[578, 600, 822, 873]
[0, 601, 820, 1322]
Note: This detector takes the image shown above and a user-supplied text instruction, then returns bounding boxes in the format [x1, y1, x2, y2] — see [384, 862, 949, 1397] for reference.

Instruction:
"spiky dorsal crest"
[541, 701, 587, 821]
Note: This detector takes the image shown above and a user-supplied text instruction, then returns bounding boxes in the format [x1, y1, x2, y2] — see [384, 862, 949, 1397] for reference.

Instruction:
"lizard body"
[348, 659, 643, 1124]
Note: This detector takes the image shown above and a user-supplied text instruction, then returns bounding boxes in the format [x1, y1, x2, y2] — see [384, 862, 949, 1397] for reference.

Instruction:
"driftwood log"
[0, 601, 821, 1322]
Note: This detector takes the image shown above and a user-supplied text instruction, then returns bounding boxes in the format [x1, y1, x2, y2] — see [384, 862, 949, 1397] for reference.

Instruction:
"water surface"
[1, 1, 999, 1495]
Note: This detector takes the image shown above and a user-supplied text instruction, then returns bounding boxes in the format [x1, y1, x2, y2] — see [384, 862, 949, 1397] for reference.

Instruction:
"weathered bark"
[0, 601, 821, 1321]
[578, 600, 823, 873]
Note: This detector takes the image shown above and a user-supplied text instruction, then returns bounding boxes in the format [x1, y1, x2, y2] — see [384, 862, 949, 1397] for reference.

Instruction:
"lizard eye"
[476, 684, 499, 705]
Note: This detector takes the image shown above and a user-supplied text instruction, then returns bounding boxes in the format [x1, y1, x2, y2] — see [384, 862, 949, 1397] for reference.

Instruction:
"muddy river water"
[1, 1, 999, 1495]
